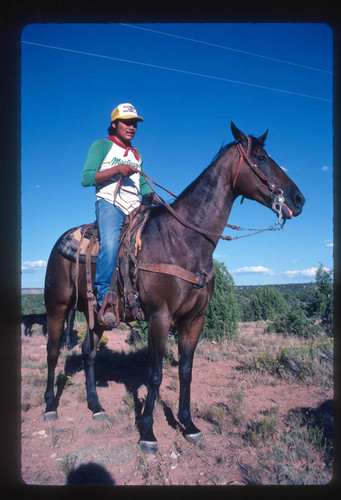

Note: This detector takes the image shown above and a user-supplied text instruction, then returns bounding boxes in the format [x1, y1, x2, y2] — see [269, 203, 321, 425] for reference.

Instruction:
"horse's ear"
[231, 122, 247, 147]
[257, 130, 268, 146]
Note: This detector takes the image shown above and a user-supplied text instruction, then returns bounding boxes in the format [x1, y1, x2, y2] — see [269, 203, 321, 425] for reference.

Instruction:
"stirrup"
[97, 292, 119, 328]
[97, 304, 119, 328]
[98, 309, 118, 327]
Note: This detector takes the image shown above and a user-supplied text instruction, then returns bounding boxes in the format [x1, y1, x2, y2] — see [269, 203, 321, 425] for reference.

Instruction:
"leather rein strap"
[139, 137, 281, 243]
[140, 171, 234, 242]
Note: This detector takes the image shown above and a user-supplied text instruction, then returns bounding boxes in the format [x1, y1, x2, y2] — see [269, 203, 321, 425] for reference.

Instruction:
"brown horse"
[43, 122, 305, 452]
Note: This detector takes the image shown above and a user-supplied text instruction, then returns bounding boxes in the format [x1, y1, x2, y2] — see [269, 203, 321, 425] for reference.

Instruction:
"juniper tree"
[202, 261, 240, 341]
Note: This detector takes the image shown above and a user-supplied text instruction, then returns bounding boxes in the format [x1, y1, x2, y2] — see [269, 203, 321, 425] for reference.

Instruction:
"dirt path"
[21, 325, 333, 485]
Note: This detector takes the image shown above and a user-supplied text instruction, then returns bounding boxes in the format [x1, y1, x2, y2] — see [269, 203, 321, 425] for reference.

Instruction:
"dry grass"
[241, 337, 333, 385]
[21, 321, 333, 485]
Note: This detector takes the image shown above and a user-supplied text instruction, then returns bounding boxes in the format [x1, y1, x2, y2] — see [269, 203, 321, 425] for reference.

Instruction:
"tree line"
[21, 261, 333, 341]
[202, 261, 333, 340]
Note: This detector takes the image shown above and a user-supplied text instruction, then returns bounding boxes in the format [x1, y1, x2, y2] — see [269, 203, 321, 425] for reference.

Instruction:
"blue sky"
[21, 23, 333, 288]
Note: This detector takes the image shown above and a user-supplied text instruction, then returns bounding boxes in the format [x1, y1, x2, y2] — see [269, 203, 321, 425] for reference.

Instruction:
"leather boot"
[97, 292, 119, 328]
[98, 306, 117, 328]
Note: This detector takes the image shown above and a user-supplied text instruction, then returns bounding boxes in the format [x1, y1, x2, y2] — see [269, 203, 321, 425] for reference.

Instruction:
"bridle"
[139, 145, 285, 243]
[233, 136, 286, 222]
[137, 137, 287, 242]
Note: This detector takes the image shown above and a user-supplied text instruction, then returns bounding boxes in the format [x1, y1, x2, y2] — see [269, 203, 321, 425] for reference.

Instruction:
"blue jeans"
[94, 199, 126, 305]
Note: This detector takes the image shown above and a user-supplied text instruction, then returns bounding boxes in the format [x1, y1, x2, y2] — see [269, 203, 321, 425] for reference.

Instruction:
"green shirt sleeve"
[137, 151, 153, 196]
[81, 140, 153, 196]
[81, 139, 112, 187]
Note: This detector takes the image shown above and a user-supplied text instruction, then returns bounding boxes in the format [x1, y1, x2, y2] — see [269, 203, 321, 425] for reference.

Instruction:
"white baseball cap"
[111, 103, 144, 122]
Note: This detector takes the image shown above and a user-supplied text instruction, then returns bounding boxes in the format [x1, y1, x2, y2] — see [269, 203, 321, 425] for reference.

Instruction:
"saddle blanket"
[57, 208, 150, 266]
[57, 223, 99, 264]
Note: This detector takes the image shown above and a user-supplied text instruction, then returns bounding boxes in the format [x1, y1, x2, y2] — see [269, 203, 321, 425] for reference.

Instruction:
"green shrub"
[243, 286, 289, 322]
[77, 329, 109, 349]
[307, 263, 333, 336]
[21, 294, 46, 315]
[268, 304, 322, 338]
[243, 338, 333, 383]
[244, 407, 279, 446]
[201, 261, 240, 341]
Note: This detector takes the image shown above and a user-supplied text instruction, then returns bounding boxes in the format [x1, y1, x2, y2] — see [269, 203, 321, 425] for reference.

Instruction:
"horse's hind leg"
[82, 325, 107, 419]
[44, 309, 67, 420]
[177, 315, 204, 443]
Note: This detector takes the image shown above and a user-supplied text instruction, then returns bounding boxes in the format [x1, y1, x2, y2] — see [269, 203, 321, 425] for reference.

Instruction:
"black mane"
[171, 136, 264, 207]
[210, 141, 236, 165]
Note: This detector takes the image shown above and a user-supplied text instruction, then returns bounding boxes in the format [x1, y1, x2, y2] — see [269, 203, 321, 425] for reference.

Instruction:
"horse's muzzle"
[290, 190, 305, 217]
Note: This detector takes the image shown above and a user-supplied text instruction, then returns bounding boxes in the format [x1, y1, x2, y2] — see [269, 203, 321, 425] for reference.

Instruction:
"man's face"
[113, 119, 138, 144]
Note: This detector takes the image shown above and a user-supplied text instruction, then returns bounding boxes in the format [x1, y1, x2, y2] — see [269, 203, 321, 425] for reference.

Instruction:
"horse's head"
[230, 122, 305, 222]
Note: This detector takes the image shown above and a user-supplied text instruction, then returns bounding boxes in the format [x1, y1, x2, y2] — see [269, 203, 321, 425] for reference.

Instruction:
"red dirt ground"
[21, 324, 333, 486]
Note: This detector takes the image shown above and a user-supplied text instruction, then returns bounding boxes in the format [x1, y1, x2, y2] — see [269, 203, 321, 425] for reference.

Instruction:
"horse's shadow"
[58, 342, 181, 434]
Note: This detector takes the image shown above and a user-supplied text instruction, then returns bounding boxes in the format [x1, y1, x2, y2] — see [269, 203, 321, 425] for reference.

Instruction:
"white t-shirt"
[96, 142, 143, 215]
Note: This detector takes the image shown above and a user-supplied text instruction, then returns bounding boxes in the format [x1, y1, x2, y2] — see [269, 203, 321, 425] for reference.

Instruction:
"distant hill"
[22, 288, 44, 295]
[21, 284, 315, 295]
[234, 282, 315, 316]
[234, 283, 314, 292]
[21, 283, 316, 317]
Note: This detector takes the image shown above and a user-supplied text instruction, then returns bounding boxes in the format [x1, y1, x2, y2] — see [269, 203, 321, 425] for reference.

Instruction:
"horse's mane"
[210, 140, 236, 165]
[172, 136, 263, 206]
[210, 135, 263, 165]
[172, 141, 236, 206]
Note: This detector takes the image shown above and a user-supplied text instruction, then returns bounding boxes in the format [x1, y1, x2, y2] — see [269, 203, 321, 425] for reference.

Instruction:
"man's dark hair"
[108, 122, 116, 135]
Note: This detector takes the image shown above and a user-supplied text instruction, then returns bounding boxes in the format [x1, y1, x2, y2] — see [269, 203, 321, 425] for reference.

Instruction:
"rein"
[138, 138, 285, 242]
[140, 171, 234, 242]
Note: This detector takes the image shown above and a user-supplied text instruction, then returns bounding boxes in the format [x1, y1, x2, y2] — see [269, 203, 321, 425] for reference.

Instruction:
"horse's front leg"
[64, 308, 75, 349]
[177, 315, 205, 442]
[138, 313, 170, 453]
[82, 325, 107, 419]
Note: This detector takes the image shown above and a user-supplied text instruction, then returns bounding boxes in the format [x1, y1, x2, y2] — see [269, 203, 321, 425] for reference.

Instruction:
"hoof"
[92, 411, 108, 421]
[185, 431, 205, 447]
[139, 440, 158, 454]
[44, 411, 58, 421]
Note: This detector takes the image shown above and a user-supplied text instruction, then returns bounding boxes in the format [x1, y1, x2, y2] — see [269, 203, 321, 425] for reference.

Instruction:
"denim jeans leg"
[94, 199, 126, 305]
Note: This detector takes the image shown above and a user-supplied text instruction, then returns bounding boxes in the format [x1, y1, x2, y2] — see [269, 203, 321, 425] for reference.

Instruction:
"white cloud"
[280, 166, 288, 172]
[282, 267, 318, 279]
[231, 265, 274, 276]
[325, 242, 333, 248]
[22, 260, 47, 272]
[322, 165, 330, 171]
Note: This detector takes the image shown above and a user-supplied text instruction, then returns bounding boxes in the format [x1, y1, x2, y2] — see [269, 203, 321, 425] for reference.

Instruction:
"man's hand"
[141, 193, 162, 206]
[95, 164, 139, 184]
[116, 164, 139, 177]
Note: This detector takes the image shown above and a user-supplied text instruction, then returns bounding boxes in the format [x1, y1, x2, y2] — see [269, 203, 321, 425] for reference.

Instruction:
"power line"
[21, 41, 332, 103]
[120, 23, 332, 75]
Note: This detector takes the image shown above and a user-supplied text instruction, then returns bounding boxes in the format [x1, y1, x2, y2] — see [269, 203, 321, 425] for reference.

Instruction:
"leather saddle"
[57, 205, 214, 328]
[57, 206, 151, 325]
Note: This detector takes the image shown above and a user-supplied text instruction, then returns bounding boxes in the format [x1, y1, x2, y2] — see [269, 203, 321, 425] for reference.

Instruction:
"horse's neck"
[171, 152, 235, 243]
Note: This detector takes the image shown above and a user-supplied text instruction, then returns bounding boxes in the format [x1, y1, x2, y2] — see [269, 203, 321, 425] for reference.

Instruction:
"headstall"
[234, 136, 286, 222]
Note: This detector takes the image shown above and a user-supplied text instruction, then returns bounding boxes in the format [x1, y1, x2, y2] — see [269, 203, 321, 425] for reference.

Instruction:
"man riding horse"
[45, 120, 305, 451]
[81, 103, 159, 327]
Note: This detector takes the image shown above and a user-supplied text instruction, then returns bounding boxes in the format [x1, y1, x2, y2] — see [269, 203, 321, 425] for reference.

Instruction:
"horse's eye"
[257, 155, 267, 162]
